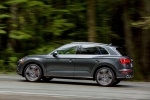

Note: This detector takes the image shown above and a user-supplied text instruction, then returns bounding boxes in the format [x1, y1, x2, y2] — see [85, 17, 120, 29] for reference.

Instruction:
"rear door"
[74, 44, 101, 77]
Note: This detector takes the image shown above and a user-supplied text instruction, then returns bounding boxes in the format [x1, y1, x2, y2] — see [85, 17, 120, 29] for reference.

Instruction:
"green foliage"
[0, 14, 10, 19]
[0, 59, 5, 70]
[51, 19, 75, 36]
[132, 17, 150, 29]
[28, 1, 45, 7]
[97, 26, 120, 43]
[0, 47, 19, 72]
[0, 30, 6, 34]
[7, 56, 18, 71]
[9, 30, 32, 40]
[0, 27, 6, 34]
[6, 0, 28, 5]
[31, 45, 56, 54]
[0, 4, 7, 9]
[30, 40, 72, 54]
[0, 0, 149, 81]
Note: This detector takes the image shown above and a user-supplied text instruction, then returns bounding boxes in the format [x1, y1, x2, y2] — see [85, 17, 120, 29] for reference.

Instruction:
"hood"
[26, 54, 47, 58]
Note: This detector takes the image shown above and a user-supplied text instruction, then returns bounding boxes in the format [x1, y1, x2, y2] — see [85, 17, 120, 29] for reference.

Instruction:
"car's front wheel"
[95, 67, 115, 86]
[24, 64, 42, 82]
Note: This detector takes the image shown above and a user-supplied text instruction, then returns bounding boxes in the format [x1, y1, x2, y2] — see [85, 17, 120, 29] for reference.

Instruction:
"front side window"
[57, 45, 78, 54]
[80, 45, 100, 54]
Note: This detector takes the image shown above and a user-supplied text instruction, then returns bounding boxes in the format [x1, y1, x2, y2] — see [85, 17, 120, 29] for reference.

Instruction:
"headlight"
[19, 58, 24, 64]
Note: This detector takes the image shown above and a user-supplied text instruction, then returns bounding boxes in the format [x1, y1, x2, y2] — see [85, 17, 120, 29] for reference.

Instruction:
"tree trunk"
[141, 0, 150, 80]
[87, 0, 96, 42]
[9, 4, 18, 50]
[123, 1, 134, 58]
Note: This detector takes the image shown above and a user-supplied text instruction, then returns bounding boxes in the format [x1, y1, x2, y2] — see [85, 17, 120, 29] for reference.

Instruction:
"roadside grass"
[0, 71, 17, 75]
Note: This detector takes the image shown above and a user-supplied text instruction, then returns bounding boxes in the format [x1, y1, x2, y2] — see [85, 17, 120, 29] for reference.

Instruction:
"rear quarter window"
[116, 47, 127, 56]
[98, 47, 109, 55]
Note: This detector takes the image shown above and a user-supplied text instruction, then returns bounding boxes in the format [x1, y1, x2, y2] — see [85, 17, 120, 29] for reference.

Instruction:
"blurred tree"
[0, 2, 10, 50]
[87, 0, 96, 42]
[135, 0, 150, 80]
[123, 0, 134, 57]
[96, 0, 121, 44]
[0, 0, 149, 80]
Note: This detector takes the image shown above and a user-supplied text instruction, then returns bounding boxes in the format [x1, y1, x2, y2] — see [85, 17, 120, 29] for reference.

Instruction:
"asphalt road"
[0, 74, 149, 100]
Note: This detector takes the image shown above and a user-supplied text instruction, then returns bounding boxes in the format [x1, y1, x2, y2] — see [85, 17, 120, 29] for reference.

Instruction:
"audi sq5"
[17, 42, 134, 86]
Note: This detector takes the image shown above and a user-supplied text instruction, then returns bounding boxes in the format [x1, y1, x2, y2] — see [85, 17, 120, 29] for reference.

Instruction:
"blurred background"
[0, 0, 149, 81]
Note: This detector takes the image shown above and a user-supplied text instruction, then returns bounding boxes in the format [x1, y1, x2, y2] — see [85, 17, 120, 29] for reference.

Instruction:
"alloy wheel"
[24, 64, 42, 82]
[96, 67, 115, 86]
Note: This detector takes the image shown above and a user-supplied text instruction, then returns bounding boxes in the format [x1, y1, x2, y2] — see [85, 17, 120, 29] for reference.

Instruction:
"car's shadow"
[19, 79, 133, 88]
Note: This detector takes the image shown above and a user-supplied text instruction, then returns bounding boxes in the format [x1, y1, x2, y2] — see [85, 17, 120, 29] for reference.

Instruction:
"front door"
[46, 44, 78, 77]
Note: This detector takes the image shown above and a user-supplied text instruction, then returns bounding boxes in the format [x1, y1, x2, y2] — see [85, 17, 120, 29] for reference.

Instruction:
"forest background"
[0, 0, 150, 81]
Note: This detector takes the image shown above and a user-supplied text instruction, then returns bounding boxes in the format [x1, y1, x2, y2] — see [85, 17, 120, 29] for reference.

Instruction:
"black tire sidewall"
[113, 79, 121, 85]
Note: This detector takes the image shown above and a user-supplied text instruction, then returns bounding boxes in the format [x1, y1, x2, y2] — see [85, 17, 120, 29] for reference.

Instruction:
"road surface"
[0, 74, 149, 100]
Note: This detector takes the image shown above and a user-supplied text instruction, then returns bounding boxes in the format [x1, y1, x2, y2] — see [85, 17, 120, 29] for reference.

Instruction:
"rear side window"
[98, 47, 109, 55]
[80, 46, 100, 54]
[116, 47, 127, 56]
[79, 45, 109, 55]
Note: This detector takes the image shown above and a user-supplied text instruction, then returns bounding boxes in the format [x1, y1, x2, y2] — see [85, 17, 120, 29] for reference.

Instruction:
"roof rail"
[70, 42, 108, 45]
[71, 42, 95, 44]
[107, 43, 112, 46]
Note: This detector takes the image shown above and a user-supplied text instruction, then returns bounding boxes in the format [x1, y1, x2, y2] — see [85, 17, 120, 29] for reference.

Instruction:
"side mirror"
[53, 51, 58, 57]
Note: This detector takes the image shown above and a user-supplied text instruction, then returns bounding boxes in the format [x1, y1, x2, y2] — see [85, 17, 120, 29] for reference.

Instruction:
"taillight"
[119, 58, 131, 64]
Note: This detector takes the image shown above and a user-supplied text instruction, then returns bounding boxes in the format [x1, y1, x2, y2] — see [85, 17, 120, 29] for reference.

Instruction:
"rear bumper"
[117, 69, 134, 79]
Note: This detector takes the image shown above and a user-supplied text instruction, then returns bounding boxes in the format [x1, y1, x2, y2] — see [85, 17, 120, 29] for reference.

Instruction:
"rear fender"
[92, 63, 117, 80]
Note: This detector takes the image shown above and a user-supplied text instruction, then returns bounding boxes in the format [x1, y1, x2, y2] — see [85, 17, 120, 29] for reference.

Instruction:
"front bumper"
[16, 61, 24, 76]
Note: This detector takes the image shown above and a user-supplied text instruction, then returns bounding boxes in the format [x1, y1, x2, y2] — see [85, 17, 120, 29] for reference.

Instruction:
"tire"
[42, 77, 53, 82]
[95, 67, 116, 86]
[113, 79, 121, 85]
[24, 64, 42, 82]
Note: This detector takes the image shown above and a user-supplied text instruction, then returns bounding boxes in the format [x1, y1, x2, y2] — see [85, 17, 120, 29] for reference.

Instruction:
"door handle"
[95, 60, 99, 63]
[68, 59, 73, 62]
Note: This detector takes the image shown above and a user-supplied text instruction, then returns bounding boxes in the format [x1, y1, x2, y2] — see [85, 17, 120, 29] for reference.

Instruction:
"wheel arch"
[92, 63, 117, 80]
[22, 60, 46, 77]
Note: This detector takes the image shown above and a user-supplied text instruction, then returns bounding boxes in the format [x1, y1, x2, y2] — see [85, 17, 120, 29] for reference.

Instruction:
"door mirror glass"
[53, 51, 58, 57]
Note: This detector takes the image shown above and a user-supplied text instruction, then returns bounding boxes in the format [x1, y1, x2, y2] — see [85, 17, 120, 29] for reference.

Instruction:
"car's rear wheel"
[95, 67, 115, 86]
[24, 64, 42, 82]
[113, 79, 121, 85]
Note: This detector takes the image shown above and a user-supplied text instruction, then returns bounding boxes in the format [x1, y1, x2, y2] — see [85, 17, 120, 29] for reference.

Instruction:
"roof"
[70, 42, 109, 46]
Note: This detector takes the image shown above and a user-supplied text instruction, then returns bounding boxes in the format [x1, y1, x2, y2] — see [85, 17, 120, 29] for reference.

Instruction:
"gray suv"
[17, 42, 134, 86]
